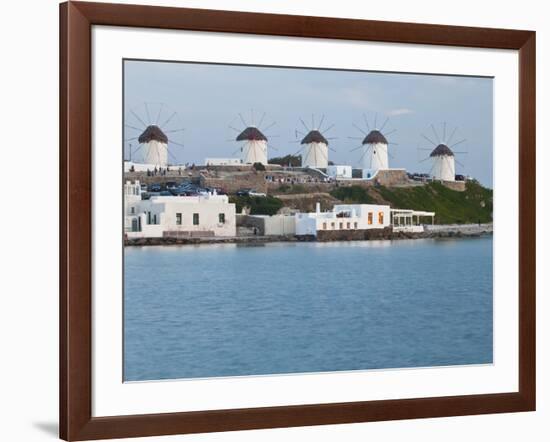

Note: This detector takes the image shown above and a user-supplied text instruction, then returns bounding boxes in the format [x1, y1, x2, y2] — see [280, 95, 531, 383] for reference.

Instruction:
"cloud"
[386, 108, 414, 116]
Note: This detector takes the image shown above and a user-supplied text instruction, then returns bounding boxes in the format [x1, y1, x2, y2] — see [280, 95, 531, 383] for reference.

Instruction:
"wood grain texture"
[59, 1, 536, 440]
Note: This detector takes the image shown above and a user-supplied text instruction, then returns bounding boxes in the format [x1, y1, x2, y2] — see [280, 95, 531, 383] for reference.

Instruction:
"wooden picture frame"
[60, 1, 536, 440]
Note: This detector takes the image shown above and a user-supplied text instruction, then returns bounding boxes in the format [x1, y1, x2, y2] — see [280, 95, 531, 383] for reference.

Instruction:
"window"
[347, 222, 350, 229]
[339, 222, 343, 229]
[368, 212, 373, 225]
[176, 213, 182, 225]
[331, 222, 335, 229]
[130, 207, 135, 214]
[322, 222, 327, 230]
[218, 213, 225, 224]
[354, 222, 358, 229]
[378, 212, 384, 224]
[193, 213, 199, 225]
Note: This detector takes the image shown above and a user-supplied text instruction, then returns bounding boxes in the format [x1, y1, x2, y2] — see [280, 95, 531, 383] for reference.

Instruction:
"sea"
[124, 237, 493, 381]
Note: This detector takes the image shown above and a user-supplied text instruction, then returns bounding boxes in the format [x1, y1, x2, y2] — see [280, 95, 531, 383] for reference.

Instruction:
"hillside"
[330, 181, 493, 224]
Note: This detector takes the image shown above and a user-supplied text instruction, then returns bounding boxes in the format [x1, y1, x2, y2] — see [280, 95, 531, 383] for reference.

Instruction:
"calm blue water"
[124, 237, 493, 381]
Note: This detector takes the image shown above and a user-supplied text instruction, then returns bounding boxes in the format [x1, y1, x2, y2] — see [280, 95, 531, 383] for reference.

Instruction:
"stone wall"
[441, 180, 467, 191]
[315, 227, 393, 241]
[200, 172, 268, 193]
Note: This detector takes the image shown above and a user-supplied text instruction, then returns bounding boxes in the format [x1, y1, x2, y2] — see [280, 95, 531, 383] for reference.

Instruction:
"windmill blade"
[125, 123, 144, 132]
[232, 145, 243, 155]
[264, 134, 280, 138]
[311, 114, 315, 130]
[164, 128, 185, 134]
[238, 113, 248, 127]
[167, 150, 178, 163]
[328, 146, 337, 152]
[169, 140, 185, 148]
[299, 118, 310, 132]
[291, 146, 305, 156]
[159, 111, 177, 128]
[430, 124, 440, 143]
[295, 129, 305, 138]
[155, 103, 164, 125]
[318, 114, 326, 131]
[419, 156, 431, 163]
[383, 129, 397, 137]
[450, 139, 467, 148]
[228, 125, 241, 133]
[388, 142, 400, 146]
[447, 126, 459, 145]
[374, 113, 378, 129]
[453, 151, 468, 155]
[379, 117, 390, 132]
[353, 122, 367, 135]
[132, 143, 144, 155]
[350, 144, 365, 152]
[130, 110, 148, 128]
[322, 123, 335, 134]
[421, 134, 437, 146]
[348, 136, 363, 140]
[262, 121, 277, 132]
[144, 103, 152, 125]
[442, 122, 447, 142]
[357, 149, 368, 165]
[417, 147, 432, 151]
[257, 112, 266, 129]
[455, 159, 465, 167]
[267, 143, 279, 152]
[124, 136, 140, 142]
[363, 114, 371, 131]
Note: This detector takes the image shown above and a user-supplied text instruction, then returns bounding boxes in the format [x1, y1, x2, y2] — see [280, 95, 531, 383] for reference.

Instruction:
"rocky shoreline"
[125, 224, 493, 247]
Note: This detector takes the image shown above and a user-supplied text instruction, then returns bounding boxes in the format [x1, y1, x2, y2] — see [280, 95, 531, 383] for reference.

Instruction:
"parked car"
[455, 174, 465, 181]
[248, 190, 267, 197]
[235, 188, 252, 197]
[148, 183, 162, 192]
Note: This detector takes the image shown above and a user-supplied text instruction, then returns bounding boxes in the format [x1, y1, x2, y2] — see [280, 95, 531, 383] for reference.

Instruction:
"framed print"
[60, 1, 536, 440]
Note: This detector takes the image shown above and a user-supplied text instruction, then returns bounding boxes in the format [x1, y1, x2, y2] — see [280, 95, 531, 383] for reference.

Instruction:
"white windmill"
[293, 115, 336, 168]
[349, 114, 397, 179]
[229, 110, 276, 165]
[418, 123, 467, 182]
[124, 102, 185, 168]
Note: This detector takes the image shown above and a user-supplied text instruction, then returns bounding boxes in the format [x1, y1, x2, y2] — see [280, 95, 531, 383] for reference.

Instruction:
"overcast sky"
[124, 59, 493, 187]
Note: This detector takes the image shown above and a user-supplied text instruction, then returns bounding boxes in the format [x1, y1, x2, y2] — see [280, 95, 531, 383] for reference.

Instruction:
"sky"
[124, 59, 493, 187]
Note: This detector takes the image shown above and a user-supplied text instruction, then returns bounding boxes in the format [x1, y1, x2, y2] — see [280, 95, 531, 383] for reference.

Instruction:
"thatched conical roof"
[138, 125, 168, 144]
[362, 130, 388, 145]
[301, 130, 328, 145]
[236, 126, 267, 142]
[430, 143, 455, 157]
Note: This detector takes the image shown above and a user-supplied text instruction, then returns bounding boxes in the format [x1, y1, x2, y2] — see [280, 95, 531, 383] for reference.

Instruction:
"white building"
[205, 158, 242, 166]
[301, 130, 329, 168]
[361, 130, 389, 179]
[236, 126, 268, 165]
[430, 143, 456, 181]
[124, 181, 236, 238]
[295, 202, 391, 236]
[138, 125, 169, 168]
[327, 165, 352, 179]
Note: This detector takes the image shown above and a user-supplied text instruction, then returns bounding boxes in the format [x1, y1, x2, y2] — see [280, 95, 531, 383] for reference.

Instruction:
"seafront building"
[294, 203, 435, 237]
[124, 181, 236, 238]
[295, 203, 391, 236]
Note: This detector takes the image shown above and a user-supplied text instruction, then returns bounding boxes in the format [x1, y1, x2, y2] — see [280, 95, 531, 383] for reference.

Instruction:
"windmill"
[349, 113, 397, 179]
[228, 110, 276, 165]
[418, 122, 467, 182]
[292, 114, 336, 168]
[124, 102, 185, 168]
